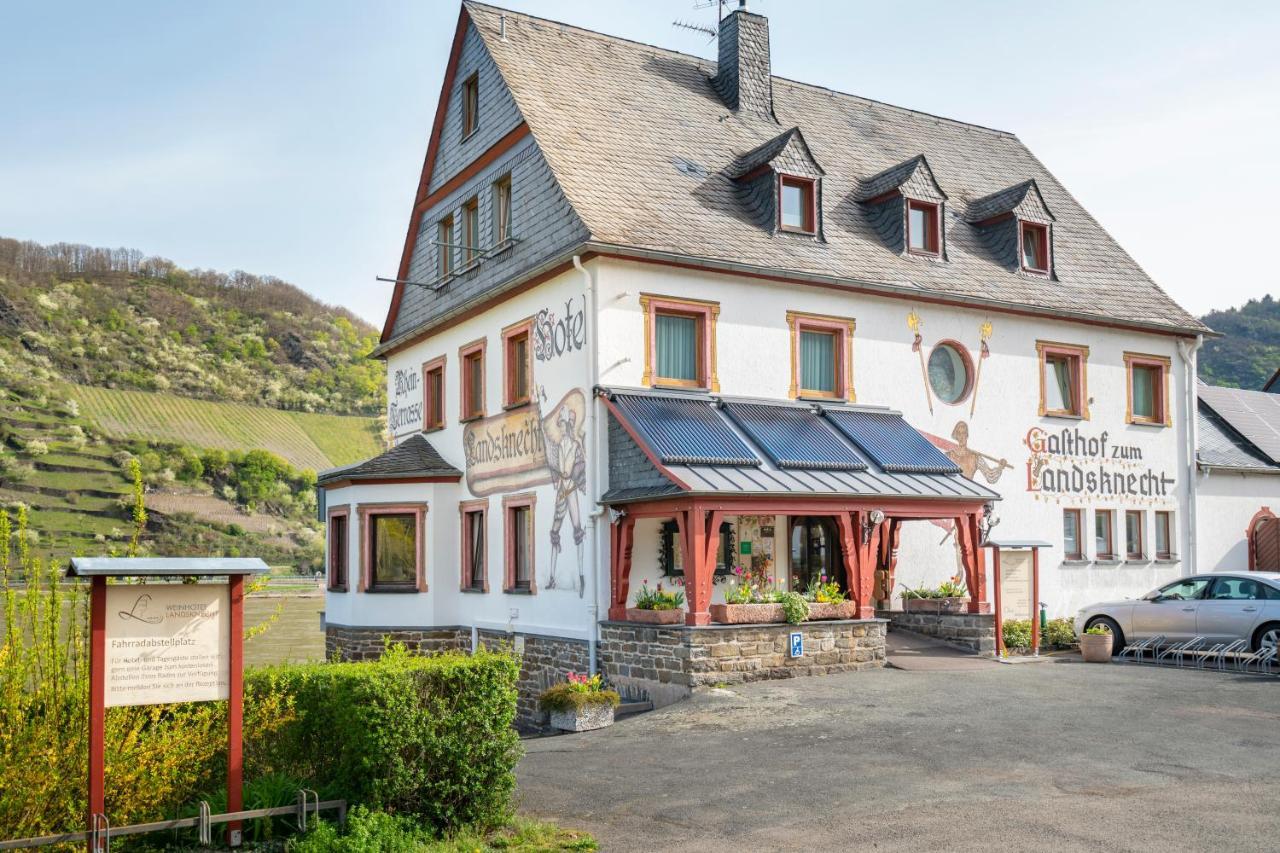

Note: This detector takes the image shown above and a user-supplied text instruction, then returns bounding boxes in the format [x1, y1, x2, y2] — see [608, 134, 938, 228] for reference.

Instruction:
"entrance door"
[790, 517, 844, 594]
[1253, 517, 1280, 571]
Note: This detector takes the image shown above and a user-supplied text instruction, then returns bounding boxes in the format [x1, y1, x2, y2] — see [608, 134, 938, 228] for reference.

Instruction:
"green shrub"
[1042, 617, 1076, 648]
[633, 580, 684, 610]
[778, 591, 810, 624]
[287, 805, 433, 852]
[246, 646, 521, 833]
[1002, 619, 1033, 650]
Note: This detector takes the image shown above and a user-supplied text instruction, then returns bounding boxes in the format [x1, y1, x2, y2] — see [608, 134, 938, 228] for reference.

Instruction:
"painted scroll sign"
[1025, 426, 1175, 505]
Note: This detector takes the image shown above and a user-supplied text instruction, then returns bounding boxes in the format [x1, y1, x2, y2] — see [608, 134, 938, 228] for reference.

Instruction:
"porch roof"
[316, 433, 462, 487]
[600, 387, 1000, 505]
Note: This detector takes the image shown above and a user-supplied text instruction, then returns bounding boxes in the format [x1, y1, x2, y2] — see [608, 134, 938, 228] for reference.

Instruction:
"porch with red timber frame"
[608, 495, 990, 626]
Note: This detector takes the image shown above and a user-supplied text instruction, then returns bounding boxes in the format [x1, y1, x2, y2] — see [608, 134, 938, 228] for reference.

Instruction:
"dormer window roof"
[856, 155, 947, 259]
[731, 126, 825, 238]
[967, 179, 1056, 277]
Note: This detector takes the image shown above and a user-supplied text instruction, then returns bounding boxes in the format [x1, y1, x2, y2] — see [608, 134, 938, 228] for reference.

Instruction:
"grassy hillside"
[1199, 295, 1280, 390]
[70, 384, 382, 471]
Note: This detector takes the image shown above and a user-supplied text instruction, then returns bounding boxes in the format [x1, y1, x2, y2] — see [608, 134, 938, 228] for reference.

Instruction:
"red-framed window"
[1094, 509, 1115, 561]
[462, 72, 479, 137]
[907, 200, 941, 256]
[459, 338, 486, 421]
[640, 294, 720, 391]
[423, 355, 446, 432]
[501, 318, 533, 408]
[778, 174, 817, 234]
[1124, 352, 1172, 427]
[1036, 340, 1089, 419]
[1125, 510, 1145, 560]
[327, 505, 349, 591]
[1021, 221, 1050, 273]
[504, 493, 536, 594]
[1155, 511, 1174, 560]
[460, 499, 488, 593]
[358, 503, 427, 593]
[786, 311, 855, 401]
[1063, 508, 1084, 560]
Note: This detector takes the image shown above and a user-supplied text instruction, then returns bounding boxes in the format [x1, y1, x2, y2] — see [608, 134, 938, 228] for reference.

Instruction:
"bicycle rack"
[296, 789, 320, 832]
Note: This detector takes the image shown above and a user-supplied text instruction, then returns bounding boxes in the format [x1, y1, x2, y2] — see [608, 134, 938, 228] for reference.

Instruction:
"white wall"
[1196, 470, 1279, 571]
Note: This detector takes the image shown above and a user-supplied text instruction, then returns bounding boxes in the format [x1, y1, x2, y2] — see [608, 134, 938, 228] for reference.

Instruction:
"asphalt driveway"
[517, 653, 1280, 852]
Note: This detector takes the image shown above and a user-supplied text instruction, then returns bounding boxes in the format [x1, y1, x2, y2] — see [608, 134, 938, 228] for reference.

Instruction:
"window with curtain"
[463, 508, 485, 591]
[506, 329, 530, 406]
[1155, 511, 1173, 559]
[462, 348, 484, 419]
[509, 504, 532, 591]
[1131, 364, 1159, 421]
[655, 312, 699, 383]
[425, 364, 444, 429]
[1125, 510, 1144, 559]
[370, 513, 417, 588]
[799, 330, 836, 394]
[1044, 354, 1077, 415]
[1095, 509, 1114, 560]
[1063, 509, 1082, 560]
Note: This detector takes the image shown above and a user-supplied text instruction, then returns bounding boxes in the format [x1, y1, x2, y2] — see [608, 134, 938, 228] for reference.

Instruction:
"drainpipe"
[1176, 335, 1203, 575]
[573, 254, 601, 676]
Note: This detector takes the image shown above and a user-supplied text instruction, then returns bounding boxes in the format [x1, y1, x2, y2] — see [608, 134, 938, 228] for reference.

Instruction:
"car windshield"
[1147, 577, 1210, 601]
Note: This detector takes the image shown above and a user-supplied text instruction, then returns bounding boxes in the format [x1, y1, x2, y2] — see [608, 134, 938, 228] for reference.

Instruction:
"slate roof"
[463, 2, 1206, 334]
[1197, 383, 1280, 470]
[601, 387, 998, 504]
[854, 155, 945, 203]
[965, 180, 1054, 224]
[317, 434, 462, 485]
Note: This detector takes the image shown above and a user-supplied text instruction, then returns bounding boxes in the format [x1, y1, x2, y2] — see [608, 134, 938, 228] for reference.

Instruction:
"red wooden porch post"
[684, 505, 713, 625]
[835, 512, 861, 611]
[859, 519, 881, 619]
[957, 512, 991, 614]
[607, 516, 636, 621]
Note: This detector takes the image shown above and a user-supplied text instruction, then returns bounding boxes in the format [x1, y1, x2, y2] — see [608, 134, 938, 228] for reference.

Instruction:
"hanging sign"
[105, 584, 229, 707]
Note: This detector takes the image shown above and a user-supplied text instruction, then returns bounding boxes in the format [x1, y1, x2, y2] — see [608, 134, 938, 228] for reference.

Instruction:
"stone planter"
[1079, 632, 1114, 663]
[549, 702, 615, 732]
[625, 607, 684, 625]
[806, 601, 859, 621]
[904, 597, 968, 615]
[710, 603, 785, 624]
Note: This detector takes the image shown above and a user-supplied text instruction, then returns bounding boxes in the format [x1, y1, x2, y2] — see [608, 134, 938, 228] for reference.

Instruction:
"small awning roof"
[317, 433, 462, 487]
[600, 387, 1000, 505]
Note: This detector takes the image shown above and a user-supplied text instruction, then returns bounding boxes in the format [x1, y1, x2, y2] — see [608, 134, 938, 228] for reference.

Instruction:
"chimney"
[712, 1, 774, 120]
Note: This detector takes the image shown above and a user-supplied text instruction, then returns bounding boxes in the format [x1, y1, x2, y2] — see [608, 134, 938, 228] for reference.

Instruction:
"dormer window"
[907, 200, 941, 256]
[1021, 221, 1049, 273]
[778, 175, 816, 234]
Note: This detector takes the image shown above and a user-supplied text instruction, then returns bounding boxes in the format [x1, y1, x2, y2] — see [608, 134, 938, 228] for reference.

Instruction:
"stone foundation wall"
[884, 611, 996, 653]
[324, 624, 467, 660]
[600, 619, 887, 706]
[477, 630, 590, 727]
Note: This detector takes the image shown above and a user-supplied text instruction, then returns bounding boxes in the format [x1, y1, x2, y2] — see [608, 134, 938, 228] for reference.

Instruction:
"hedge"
[245, 646, 521, 833]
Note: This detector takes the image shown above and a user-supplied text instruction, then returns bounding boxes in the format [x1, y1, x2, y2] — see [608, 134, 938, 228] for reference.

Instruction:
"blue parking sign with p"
[789, 631, 803, 658]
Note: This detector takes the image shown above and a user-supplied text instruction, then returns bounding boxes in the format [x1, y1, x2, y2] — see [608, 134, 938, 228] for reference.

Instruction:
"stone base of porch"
[882, 610, 996, 654]
[599, 619, 887, 707]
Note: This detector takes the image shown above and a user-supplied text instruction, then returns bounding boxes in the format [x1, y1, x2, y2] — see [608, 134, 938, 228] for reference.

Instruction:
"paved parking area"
[517, 656, 1280, 852]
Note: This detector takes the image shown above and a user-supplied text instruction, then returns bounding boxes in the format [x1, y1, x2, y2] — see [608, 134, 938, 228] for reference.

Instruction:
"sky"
[4, 1, 1278, 328]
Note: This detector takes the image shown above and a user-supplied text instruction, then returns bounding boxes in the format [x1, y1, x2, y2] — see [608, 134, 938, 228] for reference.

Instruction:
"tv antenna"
[672, 0, 733, 43]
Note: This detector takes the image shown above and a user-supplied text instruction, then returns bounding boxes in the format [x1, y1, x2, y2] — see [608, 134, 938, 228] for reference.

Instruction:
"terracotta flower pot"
[709, 603, 786, 624]
[806, 601, 859, 621]
[625, 607, 683, 625]
[1079, 632, 1114, 663]
[549, 702, 615, 732]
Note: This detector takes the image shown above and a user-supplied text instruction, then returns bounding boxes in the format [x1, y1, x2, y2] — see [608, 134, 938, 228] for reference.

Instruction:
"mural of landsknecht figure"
[543, 393, 587, 595]
[941, 421, 1012, 484]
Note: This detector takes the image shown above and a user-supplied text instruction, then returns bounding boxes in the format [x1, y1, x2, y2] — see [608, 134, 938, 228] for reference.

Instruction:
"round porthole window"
[927, 342, 973, 405]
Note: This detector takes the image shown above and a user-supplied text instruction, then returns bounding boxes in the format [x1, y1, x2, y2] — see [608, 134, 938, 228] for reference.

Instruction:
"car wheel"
[1085, 616, 1125, 654]
[1251, 622, 1280, 654]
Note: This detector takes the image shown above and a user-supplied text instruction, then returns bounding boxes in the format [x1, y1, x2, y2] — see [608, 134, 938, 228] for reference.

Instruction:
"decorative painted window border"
[777, 173, 818, 235]
[1062, 507, 1084, 561]
[639, 293, 720, 392]
[906, 199, 942, 257]
[1035, 340, 1090, 420]
[785, 310, 856, 401]
[326, 504, 350, 592]
[422, 354, 447, 432]
[1123, 351, 1173, 427]
[459, 498, 489, 593]
[501, 316, 534, 409]
[503, 492, 537, 594]
[1020, 220, 1051, 275]
[1094, 508, 1115, 561]
[357, 502, 428, 594]
[458, 336, 487, 422]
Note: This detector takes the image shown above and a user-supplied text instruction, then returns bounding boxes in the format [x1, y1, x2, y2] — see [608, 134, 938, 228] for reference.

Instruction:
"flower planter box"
[1078, 632, 1114, 663]
[549, 702, 615, 732]
[625, 607, 684, 625]
[904, 597, 968, 614]
[806, 601, 859, 621]
[710, 603, 785, 624]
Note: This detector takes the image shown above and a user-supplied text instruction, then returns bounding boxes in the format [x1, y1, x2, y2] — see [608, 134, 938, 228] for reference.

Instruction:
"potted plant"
[901, 578, 968, 614]
[1078, 623, 1114, 663]
[626, 580, 685, 624]
[802, 577, 858, 620]
[710, 564, 787, 624]
[538, 673, 621, 732]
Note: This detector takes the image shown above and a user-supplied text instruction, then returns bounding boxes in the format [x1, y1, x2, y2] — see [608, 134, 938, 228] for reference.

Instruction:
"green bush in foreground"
[287, 807, 597, 853]
[247, 646, 521, 833]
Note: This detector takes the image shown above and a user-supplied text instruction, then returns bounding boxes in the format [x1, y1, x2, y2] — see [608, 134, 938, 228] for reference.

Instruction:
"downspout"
[1176, 335, 1203, 575]
[573, 254, 601, 676]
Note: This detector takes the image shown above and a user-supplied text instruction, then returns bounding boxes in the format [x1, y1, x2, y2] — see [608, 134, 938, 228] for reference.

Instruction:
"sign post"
[70, 557, 267, 852]
[985, 540, 1049, 657]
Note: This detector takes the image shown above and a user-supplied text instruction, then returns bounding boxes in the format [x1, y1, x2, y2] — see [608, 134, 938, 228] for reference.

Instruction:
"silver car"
[1074, 572, 1280, 653]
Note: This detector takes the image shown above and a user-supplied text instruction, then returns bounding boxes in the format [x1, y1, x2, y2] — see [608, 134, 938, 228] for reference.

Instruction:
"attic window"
[779, 175, 816, 234]
[1021, 222, 1049, 273]
[907, 201, 940, 256]
[462, 73, 479, 137]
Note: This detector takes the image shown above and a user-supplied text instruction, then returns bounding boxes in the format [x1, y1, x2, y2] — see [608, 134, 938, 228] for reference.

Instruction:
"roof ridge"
[464, 1, 1018, 139]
